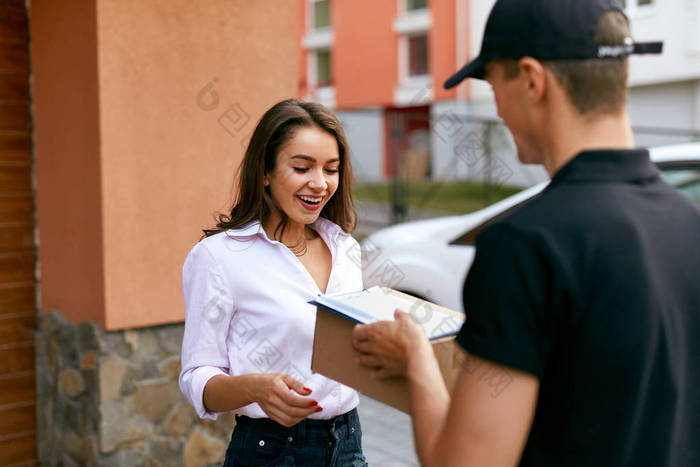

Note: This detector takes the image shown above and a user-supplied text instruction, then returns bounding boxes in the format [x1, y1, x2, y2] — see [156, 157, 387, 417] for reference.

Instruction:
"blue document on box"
[309, 286, 465, 341]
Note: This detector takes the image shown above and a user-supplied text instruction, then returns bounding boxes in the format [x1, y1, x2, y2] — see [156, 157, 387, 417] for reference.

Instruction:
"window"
[316, 49, 332, 87]
[393, 1, 432, 104]
[303, 0, 334, 106]
[408, 35, 429, 77]
[622, 0, 653, 6]
[622, 0, 653, 13]
[406, 0, 427, 11]
[659, 166, 700, 206]
[313, 0, 330, 30]
[452, 161, 700, 246]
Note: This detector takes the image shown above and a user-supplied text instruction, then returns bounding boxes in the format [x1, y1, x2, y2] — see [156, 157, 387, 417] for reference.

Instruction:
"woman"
[179, 99, 368, 466]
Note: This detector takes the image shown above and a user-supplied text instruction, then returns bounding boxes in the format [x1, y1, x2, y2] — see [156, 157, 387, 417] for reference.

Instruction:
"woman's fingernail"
[315, 407, 323, 412]
[303, 387, 312, 393]
[309, 401, 318, 407]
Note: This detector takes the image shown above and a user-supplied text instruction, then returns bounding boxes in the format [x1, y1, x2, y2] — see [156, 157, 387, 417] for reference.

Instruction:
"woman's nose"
[308, 169, 328, 190]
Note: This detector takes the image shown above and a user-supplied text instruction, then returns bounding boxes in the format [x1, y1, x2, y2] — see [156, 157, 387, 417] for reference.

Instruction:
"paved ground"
[354, 200, 449, 240]
[357, 395, 419, 466]
[352, 202, 441, 466]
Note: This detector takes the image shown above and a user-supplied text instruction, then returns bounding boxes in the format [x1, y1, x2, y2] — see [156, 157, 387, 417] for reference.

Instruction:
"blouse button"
[259, 440, 265, 447]
[288, 436, 293, 443]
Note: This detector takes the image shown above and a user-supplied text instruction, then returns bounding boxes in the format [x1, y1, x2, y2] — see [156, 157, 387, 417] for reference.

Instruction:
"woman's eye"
[293, 167, 309, 173]
[325, 168, 339, 174]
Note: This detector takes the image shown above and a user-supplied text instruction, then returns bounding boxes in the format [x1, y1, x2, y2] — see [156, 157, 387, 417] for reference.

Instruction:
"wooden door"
[0, 1, 37, 465]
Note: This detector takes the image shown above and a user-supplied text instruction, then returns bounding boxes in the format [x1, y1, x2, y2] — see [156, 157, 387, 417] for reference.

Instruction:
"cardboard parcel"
[311, 287, 466, 413]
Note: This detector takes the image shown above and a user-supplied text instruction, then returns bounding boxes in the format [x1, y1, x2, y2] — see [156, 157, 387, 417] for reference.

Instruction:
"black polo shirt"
[456, 149, 700, 467]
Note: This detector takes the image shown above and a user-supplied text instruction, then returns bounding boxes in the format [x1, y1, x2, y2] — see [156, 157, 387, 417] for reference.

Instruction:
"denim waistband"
[234, 408, 359, 441]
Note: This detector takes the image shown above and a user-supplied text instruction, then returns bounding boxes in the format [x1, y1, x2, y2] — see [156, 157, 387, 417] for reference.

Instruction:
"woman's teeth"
[298, 195, 321, 205]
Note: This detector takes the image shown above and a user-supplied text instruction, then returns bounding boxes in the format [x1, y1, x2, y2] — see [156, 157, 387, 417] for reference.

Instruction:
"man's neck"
[543, 109, 635, 177]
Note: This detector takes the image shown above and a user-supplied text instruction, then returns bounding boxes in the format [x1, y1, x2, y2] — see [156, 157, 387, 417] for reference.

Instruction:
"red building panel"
[333, 0, 399, 109]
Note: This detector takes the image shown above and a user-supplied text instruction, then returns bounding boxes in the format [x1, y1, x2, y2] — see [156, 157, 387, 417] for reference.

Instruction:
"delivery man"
[353, 0, 700, 466]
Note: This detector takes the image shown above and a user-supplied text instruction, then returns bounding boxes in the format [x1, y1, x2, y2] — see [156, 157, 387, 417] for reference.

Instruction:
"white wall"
[468, 0, 496, 103]
[337, 108, 385, 182]
[628, 0, 700, 87]
[431, 100, 549, 187]
[628, 79, 700, 147]
[626, 1, 700, 144]
[466, 0, 700, 151]
[467, 0, 700, 92]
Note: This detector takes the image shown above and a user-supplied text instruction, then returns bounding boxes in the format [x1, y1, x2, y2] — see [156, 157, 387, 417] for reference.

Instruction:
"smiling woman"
[264, 126, 343, 254]
[180, 99, 368, 466]
[204, 99, 356, 244]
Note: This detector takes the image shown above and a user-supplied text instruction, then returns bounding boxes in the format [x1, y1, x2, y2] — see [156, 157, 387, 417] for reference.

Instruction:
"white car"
[361, 144, 700, 313]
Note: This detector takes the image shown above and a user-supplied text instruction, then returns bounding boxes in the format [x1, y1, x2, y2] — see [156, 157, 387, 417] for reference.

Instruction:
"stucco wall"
[31, 0, 105, 326]
[334, 0, 399, 109]
[32, 0, 298, 330]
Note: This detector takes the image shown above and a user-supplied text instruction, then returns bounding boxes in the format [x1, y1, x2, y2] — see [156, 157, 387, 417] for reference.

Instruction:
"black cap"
[444, 0, 663, 89]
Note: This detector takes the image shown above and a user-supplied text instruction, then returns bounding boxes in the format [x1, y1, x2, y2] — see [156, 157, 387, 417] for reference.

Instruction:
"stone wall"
[35, 311, 235, 467]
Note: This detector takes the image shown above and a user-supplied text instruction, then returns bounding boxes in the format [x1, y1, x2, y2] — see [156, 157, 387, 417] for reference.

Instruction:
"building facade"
[470, 0, 700, 147]
[625, 0, 700, 146]
[1, 0, 298, 464]
[298, 0, 700, 188]
[297, 0, 546, 187]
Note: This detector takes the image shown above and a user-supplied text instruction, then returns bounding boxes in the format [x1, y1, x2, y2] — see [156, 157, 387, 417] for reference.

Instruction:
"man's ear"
[518, 57, 547, 104]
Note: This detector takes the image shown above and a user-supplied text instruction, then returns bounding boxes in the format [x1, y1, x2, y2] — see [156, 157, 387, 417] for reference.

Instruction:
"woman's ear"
[263, 174, 270, 187]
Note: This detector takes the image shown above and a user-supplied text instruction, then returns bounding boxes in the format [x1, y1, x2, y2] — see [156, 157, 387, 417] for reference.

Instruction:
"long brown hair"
[203, 99, 357, 238]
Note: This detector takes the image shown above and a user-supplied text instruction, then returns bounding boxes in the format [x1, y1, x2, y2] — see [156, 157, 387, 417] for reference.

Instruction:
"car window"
[452, 162, 700, 246]
[659, 165, 700, 206]
[450, 202, 527, 245]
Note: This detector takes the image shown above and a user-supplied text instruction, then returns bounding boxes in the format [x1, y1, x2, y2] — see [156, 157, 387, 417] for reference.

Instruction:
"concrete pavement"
[352, 201, 440, 466]
[354, 200, 450, 240]
[357, 395, 419, 466]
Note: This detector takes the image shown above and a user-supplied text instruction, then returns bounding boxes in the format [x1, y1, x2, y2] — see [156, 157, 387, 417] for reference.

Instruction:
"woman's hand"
[252, 373, 321, 427]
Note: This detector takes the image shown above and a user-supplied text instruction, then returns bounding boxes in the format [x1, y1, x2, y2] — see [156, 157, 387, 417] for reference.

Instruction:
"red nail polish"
[309, 401, 318, 407]
[315, 407, 323, 412]
[303, 387, 312, 393]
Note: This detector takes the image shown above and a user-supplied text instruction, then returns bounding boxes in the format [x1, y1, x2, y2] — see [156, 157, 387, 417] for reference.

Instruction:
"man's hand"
[352, 309, 431, 379]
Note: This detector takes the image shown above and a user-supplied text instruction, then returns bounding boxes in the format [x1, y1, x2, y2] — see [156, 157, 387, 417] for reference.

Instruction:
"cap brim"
[444, 56, 486, 89]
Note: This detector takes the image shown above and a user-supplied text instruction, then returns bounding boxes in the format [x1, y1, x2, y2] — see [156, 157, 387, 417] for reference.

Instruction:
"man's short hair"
[502, 10, 630, 116]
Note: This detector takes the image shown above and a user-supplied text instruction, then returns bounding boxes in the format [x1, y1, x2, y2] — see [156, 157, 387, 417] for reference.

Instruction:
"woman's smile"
[296, 194, 325, 211]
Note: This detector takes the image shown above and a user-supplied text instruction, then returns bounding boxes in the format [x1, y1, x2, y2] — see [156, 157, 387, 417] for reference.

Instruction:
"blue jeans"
[223, 408, 368, 467]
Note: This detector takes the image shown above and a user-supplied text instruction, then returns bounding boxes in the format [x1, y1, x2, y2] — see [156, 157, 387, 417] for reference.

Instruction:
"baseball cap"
[444, 0, 663, 88]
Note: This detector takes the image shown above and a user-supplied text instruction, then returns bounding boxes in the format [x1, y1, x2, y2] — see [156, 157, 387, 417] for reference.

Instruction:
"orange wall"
[432, 0, 459, 101]
[334, 0, 398, 109]
[298, 0, 467, 107]
[31, 0, 106, 326]
[297, 0, 308, 98]
[32, 0, 298, 330]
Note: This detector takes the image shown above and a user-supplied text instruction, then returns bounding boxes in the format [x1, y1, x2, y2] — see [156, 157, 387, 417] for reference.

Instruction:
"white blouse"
[179, 217, 363, 420]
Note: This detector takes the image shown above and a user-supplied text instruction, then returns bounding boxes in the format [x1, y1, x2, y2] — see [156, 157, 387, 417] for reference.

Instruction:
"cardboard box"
[311, 303, 465, 414]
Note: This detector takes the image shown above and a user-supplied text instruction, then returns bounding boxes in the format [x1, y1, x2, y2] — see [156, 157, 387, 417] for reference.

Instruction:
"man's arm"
[354, 311, 539, 467]
[415, 348, 539, 466]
